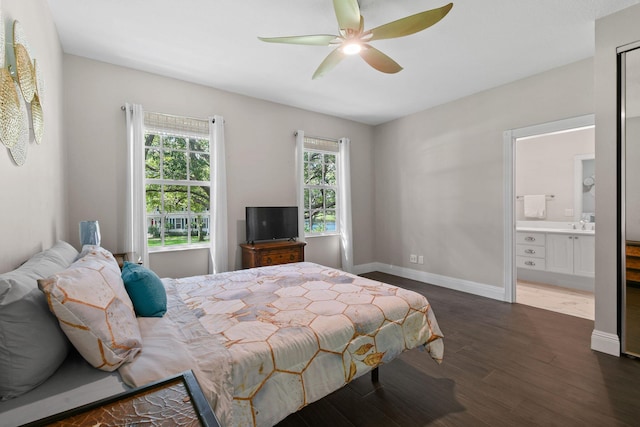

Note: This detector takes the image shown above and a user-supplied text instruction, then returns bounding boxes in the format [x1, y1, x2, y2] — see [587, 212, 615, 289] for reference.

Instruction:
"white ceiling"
[48, 0, 640, 125]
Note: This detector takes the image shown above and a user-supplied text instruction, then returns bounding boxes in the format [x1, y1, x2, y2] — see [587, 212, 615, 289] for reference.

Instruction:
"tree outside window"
[144, 132, 211, 248]
[303, 149, 338, 234]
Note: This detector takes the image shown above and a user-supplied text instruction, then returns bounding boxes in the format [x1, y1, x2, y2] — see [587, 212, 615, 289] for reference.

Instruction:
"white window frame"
[144, 115, 212, 252]
[302, 137, 340, 237]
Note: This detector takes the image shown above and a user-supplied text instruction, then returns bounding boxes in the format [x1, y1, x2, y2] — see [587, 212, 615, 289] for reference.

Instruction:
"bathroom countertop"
[516, 227, 595, 235]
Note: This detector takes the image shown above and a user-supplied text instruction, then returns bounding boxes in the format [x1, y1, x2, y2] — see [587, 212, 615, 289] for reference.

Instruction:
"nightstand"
[112, 252, 142, 269]
[25, 371, 220, 426]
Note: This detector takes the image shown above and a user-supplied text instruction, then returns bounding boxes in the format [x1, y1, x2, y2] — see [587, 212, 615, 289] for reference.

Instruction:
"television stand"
[240, 241, 306, 269]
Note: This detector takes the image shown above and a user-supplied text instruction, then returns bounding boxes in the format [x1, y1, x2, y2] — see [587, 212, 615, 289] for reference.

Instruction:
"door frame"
[503, 114, 595, 302]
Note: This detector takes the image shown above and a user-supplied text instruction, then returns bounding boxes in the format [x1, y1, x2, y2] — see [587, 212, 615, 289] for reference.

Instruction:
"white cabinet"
[546, 234, 574, 274]
[573, 235, 595, 277]
[517, 231, 595, 278]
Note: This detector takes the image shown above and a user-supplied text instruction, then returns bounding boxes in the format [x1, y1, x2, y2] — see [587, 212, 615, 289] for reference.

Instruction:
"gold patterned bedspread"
[174, 262, 444, 427]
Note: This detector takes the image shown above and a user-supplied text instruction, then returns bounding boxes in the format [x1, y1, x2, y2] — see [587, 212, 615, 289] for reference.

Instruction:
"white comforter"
[120, 262, 443, 427]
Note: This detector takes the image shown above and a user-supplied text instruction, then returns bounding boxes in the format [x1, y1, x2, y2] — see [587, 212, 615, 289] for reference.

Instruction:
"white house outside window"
[303, 137, 340, 236]
[144, 112, 211, 250]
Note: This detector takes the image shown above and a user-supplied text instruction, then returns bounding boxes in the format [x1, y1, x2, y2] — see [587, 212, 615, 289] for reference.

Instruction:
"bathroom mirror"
[574, 154, 595, 223]
[620, 43, 640, 357]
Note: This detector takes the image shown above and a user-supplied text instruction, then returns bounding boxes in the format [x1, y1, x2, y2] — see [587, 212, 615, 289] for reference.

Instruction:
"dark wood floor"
[277, 272, 640, 427]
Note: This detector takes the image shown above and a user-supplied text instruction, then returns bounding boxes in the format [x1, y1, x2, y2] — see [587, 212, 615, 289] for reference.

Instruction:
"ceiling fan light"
[342, 42, 362, 55]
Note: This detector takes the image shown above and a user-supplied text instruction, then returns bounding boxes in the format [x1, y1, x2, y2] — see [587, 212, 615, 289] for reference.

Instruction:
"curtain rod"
[120, 105, 214, 123]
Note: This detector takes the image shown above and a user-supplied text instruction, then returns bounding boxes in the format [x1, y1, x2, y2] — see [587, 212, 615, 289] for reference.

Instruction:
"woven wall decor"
[14, 43, 35, 103]
[13, 21, 36, 103]
[33, 59, 45, 144]
[0, 68, 22, 149]
[2, 18, 46, 165]
[31, 93, 43, 144]
[0, 8, 4, 68]
[34, 58, 44, 102]
[12, 19, 31, 51]
[9, 81, 29, 166]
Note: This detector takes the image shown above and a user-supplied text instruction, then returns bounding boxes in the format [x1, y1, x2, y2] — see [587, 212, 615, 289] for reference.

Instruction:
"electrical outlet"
[410, 254, 417, 263]
[564, 208, 574, 217]
[418, 255, 424, 264]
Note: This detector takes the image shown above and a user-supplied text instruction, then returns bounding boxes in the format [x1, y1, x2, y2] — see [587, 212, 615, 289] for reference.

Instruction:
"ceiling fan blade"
[360, 45, 403, 74]
[312, 47, 346, 79]
[258, 35, 338, 46]
[367, 3, 453, 41]
[333, 0, 361, 32]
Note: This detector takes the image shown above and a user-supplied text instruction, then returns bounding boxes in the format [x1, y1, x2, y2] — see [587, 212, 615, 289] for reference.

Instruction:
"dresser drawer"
[516, 256, 546, 270]
[516, 232, 545, 246]
[260, 250, 301, 266]
[626, 243, 640, 257]
[516, 244, 545, 259]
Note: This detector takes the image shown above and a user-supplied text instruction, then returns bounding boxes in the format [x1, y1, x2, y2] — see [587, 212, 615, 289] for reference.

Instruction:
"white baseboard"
[354, 262, 506, 302]
[352, 262, 378, 276]
[590, 329, 620, 357]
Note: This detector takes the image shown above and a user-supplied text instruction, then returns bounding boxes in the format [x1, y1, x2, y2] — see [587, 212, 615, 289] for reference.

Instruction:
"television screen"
[246, 206, 298, 243]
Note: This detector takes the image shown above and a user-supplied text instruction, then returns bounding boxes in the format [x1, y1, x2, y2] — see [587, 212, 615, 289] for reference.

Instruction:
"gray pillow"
[0, 241, 79, 400]
[0, 241, 78, 304]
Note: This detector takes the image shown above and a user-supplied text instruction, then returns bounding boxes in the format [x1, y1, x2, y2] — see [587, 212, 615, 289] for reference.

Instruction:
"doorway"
[504, 115, 595, 319]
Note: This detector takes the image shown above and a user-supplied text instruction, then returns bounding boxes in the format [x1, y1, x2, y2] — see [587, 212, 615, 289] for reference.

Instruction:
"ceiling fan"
[258, 0, 453, 79]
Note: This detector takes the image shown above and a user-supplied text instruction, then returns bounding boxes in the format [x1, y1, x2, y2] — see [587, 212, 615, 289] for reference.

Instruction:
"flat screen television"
[245, 206, 298, 243]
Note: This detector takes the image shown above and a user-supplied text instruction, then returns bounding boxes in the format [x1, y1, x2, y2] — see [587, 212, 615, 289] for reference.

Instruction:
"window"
[144, 112, 211, 249]
[302, 137, 339, 235]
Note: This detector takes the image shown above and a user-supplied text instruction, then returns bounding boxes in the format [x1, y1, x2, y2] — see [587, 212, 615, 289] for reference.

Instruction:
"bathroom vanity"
[516, 221, 595, 291]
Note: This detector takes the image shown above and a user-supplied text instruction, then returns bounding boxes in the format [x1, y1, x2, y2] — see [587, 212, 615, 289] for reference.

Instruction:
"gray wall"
[62, 55, 375, 277]
[0, 0, 66, 273]
[372, 59, 594, 289]
[594, 3, 640, 351]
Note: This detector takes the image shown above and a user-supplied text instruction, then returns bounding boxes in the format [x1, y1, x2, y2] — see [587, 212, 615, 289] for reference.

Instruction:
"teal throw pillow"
[121, 262, 167, 317]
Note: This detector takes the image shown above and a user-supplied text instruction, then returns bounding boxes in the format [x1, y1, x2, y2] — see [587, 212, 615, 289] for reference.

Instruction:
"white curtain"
[209, 115, 228, 274]
[338, 137, 353, 272]
[295, 130, 307, 243]
[124, 103, 149, 266]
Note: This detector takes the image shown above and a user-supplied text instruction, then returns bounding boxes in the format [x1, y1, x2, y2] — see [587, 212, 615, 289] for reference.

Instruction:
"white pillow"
[38, 246, 142, 371]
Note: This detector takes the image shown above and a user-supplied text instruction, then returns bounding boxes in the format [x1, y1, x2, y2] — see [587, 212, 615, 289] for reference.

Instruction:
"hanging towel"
[524, 195, 546, 219]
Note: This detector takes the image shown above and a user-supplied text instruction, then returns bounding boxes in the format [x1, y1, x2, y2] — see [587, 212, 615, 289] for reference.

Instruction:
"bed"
[0, 243, 443, 427]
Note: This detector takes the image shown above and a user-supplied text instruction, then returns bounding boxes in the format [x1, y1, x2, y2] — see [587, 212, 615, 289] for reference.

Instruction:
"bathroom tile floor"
[516, 279, 594, 320]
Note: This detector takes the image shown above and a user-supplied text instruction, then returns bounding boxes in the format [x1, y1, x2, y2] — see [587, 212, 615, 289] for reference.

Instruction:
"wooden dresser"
[626, 240, 640, 284]
[240, 241, 306, 269]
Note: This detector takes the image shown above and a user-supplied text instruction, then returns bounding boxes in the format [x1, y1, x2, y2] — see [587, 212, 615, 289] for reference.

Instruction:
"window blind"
[144, 112, 209, 138]
[304, 136, 339, 153]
